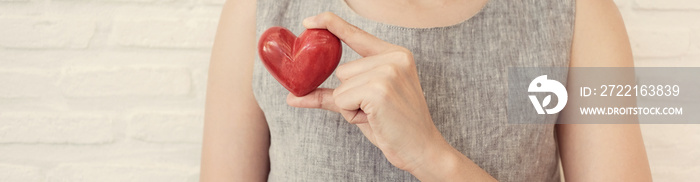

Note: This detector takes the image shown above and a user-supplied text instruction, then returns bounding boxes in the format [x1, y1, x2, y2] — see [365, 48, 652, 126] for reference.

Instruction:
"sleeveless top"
[252, 0, 575, 181]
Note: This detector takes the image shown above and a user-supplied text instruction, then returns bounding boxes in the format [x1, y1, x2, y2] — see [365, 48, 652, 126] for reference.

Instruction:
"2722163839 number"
[580, 85, 680, 97]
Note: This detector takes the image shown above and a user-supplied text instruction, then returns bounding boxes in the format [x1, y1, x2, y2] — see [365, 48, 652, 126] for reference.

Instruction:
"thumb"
[286, 88, 340, 112]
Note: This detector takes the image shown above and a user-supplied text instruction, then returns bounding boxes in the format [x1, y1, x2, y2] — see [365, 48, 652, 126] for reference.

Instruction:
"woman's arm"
[200, 0, 270, 181]
[557, 0, 652, 181]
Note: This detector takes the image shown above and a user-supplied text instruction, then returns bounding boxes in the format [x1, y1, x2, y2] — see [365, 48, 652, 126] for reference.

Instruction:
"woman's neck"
[344, 0, 488, 28]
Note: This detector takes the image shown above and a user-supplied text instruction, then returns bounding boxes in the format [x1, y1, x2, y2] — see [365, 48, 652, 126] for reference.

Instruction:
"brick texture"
[628, 28, 691, 58]
[128, 111, 204, 143]
[635, 0, 700, 10]
[0, 69, 57, 98]
[47, 164, 195, 182]
[0, 164, 43, 182]
[60, 67, 192, 97]
[111, 18, 217, 48]
[0, 17, 95, 49]
[0, 113, 113, 144]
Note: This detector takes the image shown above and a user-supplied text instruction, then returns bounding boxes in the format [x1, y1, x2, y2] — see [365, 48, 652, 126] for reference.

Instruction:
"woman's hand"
[287, 12, 496, 181]
[287, 11, 444, 172]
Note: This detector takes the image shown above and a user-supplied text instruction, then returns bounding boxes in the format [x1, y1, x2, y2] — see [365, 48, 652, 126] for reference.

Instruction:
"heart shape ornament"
[258, 27, 342, 96]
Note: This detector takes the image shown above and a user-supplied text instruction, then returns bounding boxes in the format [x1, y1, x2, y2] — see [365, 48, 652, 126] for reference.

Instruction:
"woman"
[201, 0, 653, 181]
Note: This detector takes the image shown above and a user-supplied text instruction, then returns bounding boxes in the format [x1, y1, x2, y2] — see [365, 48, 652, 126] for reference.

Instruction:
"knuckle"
[389, 49, 414, 67]
[395, 47, 410, 53]
[378, 65, 399, 78]
[335, 64, 349, 79]
[371, 81, 391, 98]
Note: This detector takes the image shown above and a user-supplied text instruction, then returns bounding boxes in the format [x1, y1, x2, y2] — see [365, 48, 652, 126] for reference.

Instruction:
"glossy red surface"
[258, 27, 342, 96]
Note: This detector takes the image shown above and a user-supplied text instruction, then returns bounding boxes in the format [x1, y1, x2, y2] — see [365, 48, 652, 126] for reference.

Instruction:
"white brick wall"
[111, 18, 217, 48]
[46, 163, 197, 182]
[0, 164, 43, 182]
[0, 17, 95, 49]
[628, 28, 691, 58]
[0, 0, 697, 181]
[0, 112, 113, 144]
[60, 67, 192, 97]
[0, 0, 210, 181]
[635, 0, 700, 10]
[0, 69, 58, 98]
[128, 111, 204, 143]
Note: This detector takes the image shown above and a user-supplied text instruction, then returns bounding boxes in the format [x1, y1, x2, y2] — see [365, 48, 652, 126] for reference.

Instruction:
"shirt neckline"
[338, 0, 491, 31]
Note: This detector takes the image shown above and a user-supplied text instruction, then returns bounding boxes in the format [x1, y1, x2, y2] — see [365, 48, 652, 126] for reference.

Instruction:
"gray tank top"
[253, 0, 575, 181]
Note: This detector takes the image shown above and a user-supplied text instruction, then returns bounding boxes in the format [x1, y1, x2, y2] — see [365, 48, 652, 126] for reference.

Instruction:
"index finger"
[303, 12, 394, 57]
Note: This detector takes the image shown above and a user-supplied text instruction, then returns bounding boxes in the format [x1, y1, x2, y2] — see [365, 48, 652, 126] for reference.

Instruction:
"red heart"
[258, 27, 342, 96]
